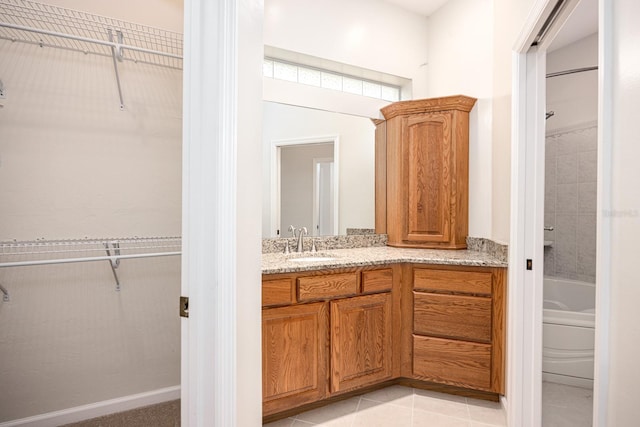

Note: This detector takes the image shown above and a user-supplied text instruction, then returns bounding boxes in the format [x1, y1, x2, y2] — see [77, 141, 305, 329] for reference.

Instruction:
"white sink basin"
[288, 256, 337, 263]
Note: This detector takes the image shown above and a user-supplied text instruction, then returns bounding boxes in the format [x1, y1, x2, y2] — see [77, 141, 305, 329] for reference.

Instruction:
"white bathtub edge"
[543, 372, 594, 389]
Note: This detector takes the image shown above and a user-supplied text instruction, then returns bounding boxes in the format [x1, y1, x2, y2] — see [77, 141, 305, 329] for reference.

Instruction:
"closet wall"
[0, 0, 183, 422]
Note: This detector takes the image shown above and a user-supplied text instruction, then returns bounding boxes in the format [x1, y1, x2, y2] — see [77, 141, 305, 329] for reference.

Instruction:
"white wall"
[606, 0, 640, 423]
[40, 0, 184, 33]
[264, 0, 429, 99]
[425, 0, 494, 239]
[263, 102, 375, 237]
[546, 33, 598, 133]
[0, 0, 182, 422]
[491, 0, 538, 244]
[0, 42, 182, 240]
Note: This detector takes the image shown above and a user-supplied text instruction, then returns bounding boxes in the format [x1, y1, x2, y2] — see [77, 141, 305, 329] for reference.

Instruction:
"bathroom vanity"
[261, 247, 506, 420]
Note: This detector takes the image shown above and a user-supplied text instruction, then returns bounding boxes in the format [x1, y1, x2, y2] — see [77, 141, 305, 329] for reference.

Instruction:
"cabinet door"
[330, 293, 393, 393]
[263, 302, 328, 416]
[403, 113, 452, 243]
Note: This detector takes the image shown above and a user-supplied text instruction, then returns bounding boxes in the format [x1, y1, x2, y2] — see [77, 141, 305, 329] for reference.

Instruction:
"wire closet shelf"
[0, 237, 182, 297]
[0, 0, 183, 69]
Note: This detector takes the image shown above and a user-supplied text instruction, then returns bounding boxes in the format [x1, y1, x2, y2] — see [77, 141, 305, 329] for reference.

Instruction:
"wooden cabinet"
[409, 265, 506, 393]
[375, 95, 477, 249]
[262, 263, 506, 420]
[330, 293, 393, 393]
[262, 267, 397, 417]
[262, 302, 329, 416]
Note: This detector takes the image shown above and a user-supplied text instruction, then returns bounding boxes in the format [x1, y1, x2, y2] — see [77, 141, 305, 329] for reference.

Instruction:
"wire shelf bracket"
[0, 0, 184, 109]
[0, 283, 9, 302]
[104, 241, 122, 290]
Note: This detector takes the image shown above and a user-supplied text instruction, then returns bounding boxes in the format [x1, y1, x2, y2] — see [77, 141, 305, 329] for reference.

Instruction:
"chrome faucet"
[295, 227, 308, 253]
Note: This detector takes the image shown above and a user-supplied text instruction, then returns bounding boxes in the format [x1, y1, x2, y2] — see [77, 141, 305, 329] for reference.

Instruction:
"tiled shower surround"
[544, 124, 597, 283]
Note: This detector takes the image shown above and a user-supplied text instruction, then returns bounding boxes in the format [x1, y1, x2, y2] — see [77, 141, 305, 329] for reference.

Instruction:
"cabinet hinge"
[180, 296, 189, 318]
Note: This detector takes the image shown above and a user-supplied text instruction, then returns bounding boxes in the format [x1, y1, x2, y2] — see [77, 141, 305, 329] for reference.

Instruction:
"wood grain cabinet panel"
[262, 278, 294, 307]
[414, 268, 492, 295]
[376, 96, 476, 249]
[406, 114, 452, 243]
[262, 302, 328, 416]
[298, 272, 358, 302]
[330, 293, 393, 393]
[413, 292, 491, 343]
[361, 268, 393, 294]
[413, 335, 492, 391]
[409, 265, 506, 395]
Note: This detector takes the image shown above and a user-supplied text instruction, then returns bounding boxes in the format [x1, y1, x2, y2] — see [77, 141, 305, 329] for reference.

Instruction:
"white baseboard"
[0, 385, 180, 427]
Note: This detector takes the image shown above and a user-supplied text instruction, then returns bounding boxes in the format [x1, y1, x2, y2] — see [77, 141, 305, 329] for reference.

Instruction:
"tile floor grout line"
[410, 388, 416, 427]
[464, 396, 472, 421]
[348, 396, 362, 427]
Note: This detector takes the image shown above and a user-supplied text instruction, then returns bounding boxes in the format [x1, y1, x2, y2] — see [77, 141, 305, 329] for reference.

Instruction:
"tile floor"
[263, 385, 506, 427]
[541, 382, 593, 427]
[61, 381, 591, 426]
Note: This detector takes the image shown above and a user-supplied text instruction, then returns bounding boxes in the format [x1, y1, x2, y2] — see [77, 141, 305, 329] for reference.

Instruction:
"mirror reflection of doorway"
[313, 158, 335, 236]
[278, 142, 337, 237]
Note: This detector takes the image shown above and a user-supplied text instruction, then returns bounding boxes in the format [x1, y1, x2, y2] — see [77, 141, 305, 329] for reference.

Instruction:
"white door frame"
[181, 0, 263, 426]
[270, 136, 340, 237]
[509, 0, 612, 425]
[312, 157, 335, 236]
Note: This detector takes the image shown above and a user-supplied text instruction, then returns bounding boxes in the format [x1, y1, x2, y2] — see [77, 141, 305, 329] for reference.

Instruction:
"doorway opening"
[542, 5, 598, 421]
[508, 0, 607, 425]
[271, 137, 340, 238]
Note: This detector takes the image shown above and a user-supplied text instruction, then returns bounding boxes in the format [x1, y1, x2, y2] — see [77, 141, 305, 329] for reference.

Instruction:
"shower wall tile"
[544, 246, 556, 276]
[577, 215, 597, 247]
[578, 150, 597, 183]
[545, 182, 557, 214]
[578, 127, 598, 152]
[545, 158, 557, 189]
[556, 183, 578, 214]
[556, 154, 578, 184]
[578, 181, 597, 213]
[544, 126, 597, 283]
[576, 273, 596, 284]
[557, 132, 579, 155]
[555, 242, 578, 275]
[546, 136, 557, 162]
[555, 214, 578, 275]
[577, 248, 597, 277]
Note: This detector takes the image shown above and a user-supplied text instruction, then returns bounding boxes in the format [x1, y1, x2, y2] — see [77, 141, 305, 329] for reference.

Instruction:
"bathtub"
[543, 277, 595, 388]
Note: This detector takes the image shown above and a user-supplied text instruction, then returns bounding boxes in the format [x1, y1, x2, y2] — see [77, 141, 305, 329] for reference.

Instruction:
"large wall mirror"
[262, 101, 376, 238]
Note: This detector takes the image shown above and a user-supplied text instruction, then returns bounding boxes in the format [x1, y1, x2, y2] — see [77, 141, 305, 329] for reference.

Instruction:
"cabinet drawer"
[262, 278, 294, 307]
[414, 268, 492, 296]
[413, 335, 492, 390]
[362, 268, 393, 293]
[414, 292, 491, 343]
[298, 273, 358, 302]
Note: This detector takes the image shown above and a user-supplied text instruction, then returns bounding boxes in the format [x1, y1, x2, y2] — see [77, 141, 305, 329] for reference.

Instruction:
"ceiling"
[382, 0, 450, 17]
[548, 0, 598, 51]
[385, 0, 598, 51]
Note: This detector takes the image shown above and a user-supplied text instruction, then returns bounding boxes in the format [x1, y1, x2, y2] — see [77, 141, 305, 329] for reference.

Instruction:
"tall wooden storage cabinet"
[375, 95, 477, 249]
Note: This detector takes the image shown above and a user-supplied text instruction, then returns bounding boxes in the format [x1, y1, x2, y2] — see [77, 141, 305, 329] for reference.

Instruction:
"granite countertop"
[262, 246, 508, 275]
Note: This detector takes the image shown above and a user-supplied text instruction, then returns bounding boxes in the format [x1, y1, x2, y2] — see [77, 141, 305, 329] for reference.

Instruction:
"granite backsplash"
[262, 234, 508, 263]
